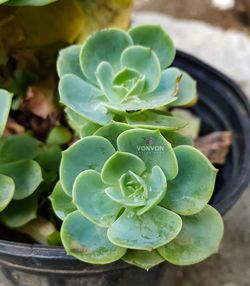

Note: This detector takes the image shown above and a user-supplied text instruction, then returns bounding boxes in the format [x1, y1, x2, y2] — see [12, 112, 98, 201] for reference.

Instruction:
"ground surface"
[134, 3, 250, 286]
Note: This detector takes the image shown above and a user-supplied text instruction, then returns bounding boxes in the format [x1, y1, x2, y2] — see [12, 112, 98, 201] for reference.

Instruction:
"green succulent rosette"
[52, 127, 224, 269]
[57, 25, 197, 131]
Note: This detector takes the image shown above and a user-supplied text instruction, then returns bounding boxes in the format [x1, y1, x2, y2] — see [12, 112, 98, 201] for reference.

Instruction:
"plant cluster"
[50, 25, 225, 270]
[0, 0, 57, 6]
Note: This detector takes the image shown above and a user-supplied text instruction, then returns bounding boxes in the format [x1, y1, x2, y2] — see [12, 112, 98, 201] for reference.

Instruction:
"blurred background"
[134, 1, 250, 286]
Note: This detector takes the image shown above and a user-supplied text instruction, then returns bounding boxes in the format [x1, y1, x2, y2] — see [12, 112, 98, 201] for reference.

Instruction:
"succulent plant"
[51, 127, 224, 269]
[0, 92, 71, 239]
[57, 25, 197, 134]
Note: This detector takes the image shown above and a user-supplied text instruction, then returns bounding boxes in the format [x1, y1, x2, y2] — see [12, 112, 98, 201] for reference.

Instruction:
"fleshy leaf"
[57, 45, 85, 79]
[105, 186, 146, 207]
[0, 89, 13, 137]
[123, 250, 164, 271]
[103, 67, 181, 112]
[0, 174, 15, 212]
[59, 74, 113, 125]
[80, 29, 133, 84]
[80, 121, 101, 138]
[101, 151, 146, 185]
[61, 211, 126, 264]
[50, 182, 76, 221]
[129, 25, 176, 69]
[73, 170, 121, 227]
[120, 46, 161, 93]
[168, 68, 197, 107]
[108, 206, 182, 250]
[0, 193, 38, 228]
[126, 110, 187, 131]
[171, 109, 201, 139]
[162, 131, 193, 147]
[0, 160, 42, 200]
[0, 134, 41, 164]
[117, 129, 178, 180]
[60, 136, 115, 196]
[36, 144, 61, 172]
[157, 205, 224, 265]
[94, 122, 132, 149]
[95, 61, 118, 103]
[160, 146, 217, 215]
[47, 126, 72, 145]
[137, 166, 167, 215]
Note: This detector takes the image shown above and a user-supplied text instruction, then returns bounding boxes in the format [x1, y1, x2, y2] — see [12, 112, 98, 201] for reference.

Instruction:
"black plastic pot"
[0, 51, 250, 286]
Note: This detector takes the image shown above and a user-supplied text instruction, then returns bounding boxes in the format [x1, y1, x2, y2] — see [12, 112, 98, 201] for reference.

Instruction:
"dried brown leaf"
[195, 131, 232, 164]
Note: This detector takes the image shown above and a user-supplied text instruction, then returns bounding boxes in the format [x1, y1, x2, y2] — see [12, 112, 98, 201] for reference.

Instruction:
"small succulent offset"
[52, 127, 224, 270]
[57, 25, 197, 134]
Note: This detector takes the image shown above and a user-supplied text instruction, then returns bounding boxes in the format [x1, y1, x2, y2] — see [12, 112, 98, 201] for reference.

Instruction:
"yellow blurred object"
[0, 0, 133, 64]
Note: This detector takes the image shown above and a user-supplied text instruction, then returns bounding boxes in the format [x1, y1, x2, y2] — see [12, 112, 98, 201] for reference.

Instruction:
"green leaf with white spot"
[61, 211, 126, 264]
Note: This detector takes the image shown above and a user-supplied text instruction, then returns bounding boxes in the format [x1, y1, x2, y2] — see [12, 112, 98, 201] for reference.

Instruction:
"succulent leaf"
[107, 206, 182, 251]
[60, 136, 115, 196]
[61, 211, 127, 264]
[129, 25, 176, 69]
[50, 182, 76, 221]
[94, 122, 132, 149]
[122, 250, 164, 271]
[73, 170, 121, 227]
[80, 29, 133, 85]
[0, 135, 41, 164]
[0, 160, 42, 200]
[0, 174, 15, 212]
[120, 45, 161, 93]
[157, 205, 224, 265]
[0, 193, 38, 228]
[59, 74, 113, 125]
[162, 131, 193, 147]
[117, 129, 178, 180]
[126, 110, 187, 131]
[169, 68, 197, 107]
[57, 45, 85, 79]
[136, 166, 167, 215]
[0, 89, 12, 137]
[161, 146, 217, 215]
[101, 151, 146, 185]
